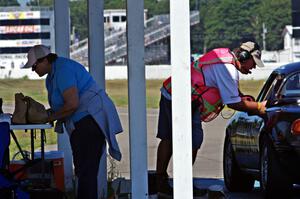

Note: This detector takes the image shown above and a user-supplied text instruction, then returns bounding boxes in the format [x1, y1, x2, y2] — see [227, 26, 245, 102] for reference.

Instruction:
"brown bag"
[12, 93, 27, 124]
[12, 93, 48, 124]
[24, 96, 48, 124]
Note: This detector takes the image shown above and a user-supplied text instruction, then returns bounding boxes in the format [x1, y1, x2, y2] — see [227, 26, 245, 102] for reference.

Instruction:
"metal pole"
[126, 0, 148, 198]
[88, 0, 107, 198]
[54, 0, 74, 192]
[170, 0, 193, 198]
[262, 23, 267, 51]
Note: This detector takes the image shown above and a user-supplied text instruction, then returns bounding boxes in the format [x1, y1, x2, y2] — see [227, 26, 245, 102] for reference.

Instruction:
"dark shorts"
[156, 94, 203, 150]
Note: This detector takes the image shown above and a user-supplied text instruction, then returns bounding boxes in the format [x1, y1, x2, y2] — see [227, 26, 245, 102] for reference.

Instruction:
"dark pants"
[70, 115, 105, 199]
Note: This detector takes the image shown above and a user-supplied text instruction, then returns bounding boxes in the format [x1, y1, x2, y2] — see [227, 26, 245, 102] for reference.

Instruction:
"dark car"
[223, 62, 300, 198]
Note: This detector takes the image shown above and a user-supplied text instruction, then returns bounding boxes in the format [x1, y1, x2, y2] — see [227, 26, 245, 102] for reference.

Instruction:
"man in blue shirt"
[24, 45, 123, 199]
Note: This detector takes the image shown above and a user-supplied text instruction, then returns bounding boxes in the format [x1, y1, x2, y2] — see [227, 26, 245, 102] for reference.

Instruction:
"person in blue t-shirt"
[24, 45, 123, 199]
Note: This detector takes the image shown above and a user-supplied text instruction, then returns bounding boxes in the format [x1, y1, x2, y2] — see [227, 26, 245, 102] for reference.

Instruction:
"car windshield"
[280, 72, 300, 98]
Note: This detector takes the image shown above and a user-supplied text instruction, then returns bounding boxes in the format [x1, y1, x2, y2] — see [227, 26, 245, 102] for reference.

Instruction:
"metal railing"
[70, 11, 199, 65]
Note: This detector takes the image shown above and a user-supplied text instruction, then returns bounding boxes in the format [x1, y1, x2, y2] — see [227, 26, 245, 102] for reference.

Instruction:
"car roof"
[273, 62, 300, 76]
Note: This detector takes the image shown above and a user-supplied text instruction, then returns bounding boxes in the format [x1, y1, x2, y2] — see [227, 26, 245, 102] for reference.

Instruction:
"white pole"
[87, 0, 107, 198]
[54, 0, 74, 192]
[88, 0, 105, 87]
[170, 0, 193, 199]
[126, 0, 148, 198]
[262, 23, 267, 51]
[290, 27, 293, 62]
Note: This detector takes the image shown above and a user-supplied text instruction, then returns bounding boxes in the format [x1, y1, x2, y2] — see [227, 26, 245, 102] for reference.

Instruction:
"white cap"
[23, 45, 51, 68]
[240, 41, 264, 68]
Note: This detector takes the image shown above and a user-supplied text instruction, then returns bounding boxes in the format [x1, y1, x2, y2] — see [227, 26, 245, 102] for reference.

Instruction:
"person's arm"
[47, 86, 79, 122]
[227, 100, 267, 115]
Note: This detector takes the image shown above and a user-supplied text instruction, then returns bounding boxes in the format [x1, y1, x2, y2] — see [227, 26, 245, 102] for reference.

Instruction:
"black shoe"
[156, 173, 173, 198]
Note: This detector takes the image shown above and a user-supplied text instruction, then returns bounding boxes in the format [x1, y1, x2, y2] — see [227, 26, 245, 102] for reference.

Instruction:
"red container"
[35, 151, 65, 192]
[9, 151, 65, 192]
[9, 160, 27, 180]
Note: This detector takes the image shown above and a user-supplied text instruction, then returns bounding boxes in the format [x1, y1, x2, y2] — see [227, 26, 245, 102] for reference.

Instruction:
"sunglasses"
[32, 62, 38, 71]
[31, 58, 44, 71]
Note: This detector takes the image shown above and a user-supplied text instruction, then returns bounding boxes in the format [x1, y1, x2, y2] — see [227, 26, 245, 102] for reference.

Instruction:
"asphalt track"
[116, 108, 300, 198]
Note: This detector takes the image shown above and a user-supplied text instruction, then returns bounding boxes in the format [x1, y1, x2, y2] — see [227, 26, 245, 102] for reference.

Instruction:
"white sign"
[0, 25, 44, 34]
[0, 39, 51, 47]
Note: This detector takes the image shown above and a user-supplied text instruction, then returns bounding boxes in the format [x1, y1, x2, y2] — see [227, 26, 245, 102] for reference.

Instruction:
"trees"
[258, 0, 291, 50]
[202, 0, 261, 51]
[27, 0, 52, 6]
[0, 0, 18, 6]
[0, 0, 291, 51]
[201, 0, 291, 52]
[70, 0, 88, 41]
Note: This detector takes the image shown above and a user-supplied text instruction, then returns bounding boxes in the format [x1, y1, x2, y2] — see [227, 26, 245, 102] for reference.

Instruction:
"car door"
[233, 73, 282, 169]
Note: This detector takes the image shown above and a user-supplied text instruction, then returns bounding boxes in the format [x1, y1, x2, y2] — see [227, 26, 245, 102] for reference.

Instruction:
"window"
[121, 16, 126, 22]
[104, 17, 110, 23]
[257, 73, 278, 102]
[112, 16, 120, 22]
[263, 78, 279, 101]
[280, 72, 300, 97]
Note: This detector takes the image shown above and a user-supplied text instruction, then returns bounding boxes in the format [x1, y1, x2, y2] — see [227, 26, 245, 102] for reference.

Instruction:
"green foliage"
[144, 0, 169, 17]
[9, 129, 57, 161]
[27, 0, 53, 6]
[201, 0, 291, 52]
[0, 0, 292, 51]
[22, 75, 29, 80]
[70, 0, 88, 40]
[203, 0, 261, 51]
[258, 0, 291, 50]
[0, 0, 18, 6]
[105, 0, 125, 9]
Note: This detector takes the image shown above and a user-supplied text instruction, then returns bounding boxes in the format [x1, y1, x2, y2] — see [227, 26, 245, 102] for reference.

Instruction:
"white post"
[126, 0, 148, 198]
[170, 0, 193, 199]
[54, 0, 74, 192]
[88, 0, 105, 87]
[87, 0, 107, 198]
[262, 23, 267, 51]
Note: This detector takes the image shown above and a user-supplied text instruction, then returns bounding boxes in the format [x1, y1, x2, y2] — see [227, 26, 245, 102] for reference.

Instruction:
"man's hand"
[241, 95, 255, 102]
[258, 100, 267, 114]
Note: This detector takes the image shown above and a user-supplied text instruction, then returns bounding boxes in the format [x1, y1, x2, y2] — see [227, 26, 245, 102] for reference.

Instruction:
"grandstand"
[70, 11, 200, 66]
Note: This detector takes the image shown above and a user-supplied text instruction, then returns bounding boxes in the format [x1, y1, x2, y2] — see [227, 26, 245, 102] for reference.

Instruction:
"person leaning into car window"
[155, 41, 267, 197]
[23, 45, 123, 199]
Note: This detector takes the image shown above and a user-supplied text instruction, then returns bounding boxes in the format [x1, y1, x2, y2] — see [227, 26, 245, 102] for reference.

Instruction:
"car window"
[257, 73, 278, 102]
[262, 78, 279, 101]
[280, 72, 300, 97]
